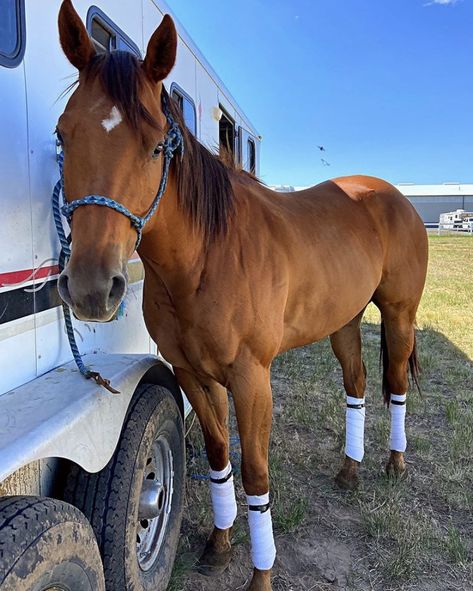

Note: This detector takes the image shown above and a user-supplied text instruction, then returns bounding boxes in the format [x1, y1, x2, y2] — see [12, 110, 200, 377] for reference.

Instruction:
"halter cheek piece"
[51, 94, 183, 392]
[57, 93, 183, 249]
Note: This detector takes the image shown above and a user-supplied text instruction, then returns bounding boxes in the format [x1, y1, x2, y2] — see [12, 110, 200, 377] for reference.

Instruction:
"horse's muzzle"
[58, 269, 127, 322]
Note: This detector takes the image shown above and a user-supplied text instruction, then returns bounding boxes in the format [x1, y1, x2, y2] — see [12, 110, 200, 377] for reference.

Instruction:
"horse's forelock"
[83, 51, 159, 132]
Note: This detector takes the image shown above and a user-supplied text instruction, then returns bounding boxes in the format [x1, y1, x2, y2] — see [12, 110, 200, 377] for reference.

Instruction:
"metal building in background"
[395, 183, 473, 229]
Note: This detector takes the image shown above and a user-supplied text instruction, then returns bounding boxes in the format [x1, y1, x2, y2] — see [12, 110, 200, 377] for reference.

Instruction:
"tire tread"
[0, 496, 96, 582]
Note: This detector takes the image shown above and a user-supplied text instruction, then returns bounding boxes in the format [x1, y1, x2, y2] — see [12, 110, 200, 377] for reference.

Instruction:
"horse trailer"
[0, 1, 260, 589]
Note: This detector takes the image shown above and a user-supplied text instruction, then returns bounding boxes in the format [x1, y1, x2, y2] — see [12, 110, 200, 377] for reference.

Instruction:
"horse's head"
[56, 0, 177, 321]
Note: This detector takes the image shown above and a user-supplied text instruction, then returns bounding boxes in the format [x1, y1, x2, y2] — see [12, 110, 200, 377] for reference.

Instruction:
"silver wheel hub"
[139, 480, 166, 520]
[136, 436, 174, 571]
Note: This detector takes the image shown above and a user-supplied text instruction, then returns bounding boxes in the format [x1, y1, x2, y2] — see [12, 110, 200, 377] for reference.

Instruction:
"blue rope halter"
[52, 94, 183, 392]
[60, 94, 183, 248]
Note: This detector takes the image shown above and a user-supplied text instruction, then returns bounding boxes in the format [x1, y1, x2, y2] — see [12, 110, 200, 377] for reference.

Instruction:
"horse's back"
[330, 174, 401, 200]
[285, 174, 427, 254]
[265, 174, 424, 249]
[329, 174, 425, 232]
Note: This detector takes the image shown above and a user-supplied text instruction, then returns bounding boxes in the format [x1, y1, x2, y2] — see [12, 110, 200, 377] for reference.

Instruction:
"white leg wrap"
[345, 395, 365, 462]
[389, 393, 407, 452]
[247, 493, 276, 571]
[210, 462, 237, 530]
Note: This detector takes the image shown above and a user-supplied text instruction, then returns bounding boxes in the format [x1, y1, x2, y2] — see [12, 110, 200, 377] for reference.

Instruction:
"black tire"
[64, 384, 185, 591]
[0, 496, 105, 591]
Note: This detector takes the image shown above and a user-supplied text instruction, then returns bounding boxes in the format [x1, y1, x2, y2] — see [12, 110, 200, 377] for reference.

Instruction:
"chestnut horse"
[57, 2, 428, 589]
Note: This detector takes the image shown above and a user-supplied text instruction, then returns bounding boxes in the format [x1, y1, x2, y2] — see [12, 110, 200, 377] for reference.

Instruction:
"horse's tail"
[380, 320, 421, 406]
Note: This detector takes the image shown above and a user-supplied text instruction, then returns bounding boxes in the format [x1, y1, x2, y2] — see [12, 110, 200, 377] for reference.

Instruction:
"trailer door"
[0, 0, 37, 394]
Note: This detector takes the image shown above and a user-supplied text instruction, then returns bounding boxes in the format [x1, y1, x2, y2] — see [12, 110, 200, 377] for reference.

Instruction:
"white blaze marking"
[101, 106, 122, 132]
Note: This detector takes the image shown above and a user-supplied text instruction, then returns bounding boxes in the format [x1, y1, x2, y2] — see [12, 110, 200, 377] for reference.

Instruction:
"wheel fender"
[138, 359, 186, 418]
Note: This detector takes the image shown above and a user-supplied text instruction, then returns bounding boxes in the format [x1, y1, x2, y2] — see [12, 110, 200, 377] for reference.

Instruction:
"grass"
[445, 524, 469, 565]
[171, 235, 473, 591]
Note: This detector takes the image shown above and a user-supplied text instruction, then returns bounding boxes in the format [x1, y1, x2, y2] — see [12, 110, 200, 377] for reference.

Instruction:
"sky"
[167, 0, 473, 187]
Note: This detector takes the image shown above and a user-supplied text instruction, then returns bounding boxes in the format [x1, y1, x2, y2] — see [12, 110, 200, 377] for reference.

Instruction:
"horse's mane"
[83, 50, 246, 244]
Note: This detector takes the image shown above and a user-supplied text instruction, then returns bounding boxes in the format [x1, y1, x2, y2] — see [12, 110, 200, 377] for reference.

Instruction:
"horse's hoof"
[335, 469, 359, 491]
[385, 461, 408, 480]
[246, 581, 272, 591]
[246, 568, 272, 590]
[196, 541, 232, 577]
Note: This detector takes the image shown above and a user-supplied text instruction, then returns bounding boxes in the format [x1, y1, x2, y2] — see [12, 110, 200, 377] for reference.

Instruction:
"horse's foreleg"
[173, 368, 236, 575]
[330, 311, 367, 490]
[230, 364, 275, 591]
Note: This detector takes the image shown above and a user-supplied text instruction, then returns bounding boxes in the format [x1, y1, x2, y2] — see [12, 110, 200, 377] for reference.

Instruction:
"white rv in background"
[439, 209, 473, 231]
[0, 1, 260, 589]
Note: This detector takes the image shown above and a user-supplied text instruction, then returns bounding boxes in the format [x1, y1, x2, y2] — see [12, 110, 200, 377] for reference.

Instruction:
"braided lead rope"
[52, 160, 119, 393]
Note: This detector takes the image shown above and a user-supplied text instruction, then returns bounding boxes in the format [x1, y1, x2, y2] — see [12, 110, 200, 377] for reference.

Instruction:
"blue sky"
[167, 0, 473, 187]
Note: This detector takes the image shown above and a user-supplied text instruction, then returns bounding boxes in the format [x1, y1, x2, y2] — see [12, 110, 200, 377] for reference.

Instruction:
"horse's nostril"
[109, 274, 126, 305]
[57, 273, 72, 305]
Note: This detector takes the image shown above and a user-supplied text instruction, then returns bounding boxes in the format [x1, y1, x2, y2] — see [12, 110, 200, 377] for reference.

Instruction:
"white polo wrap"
[389, 393, 407, 452]
[345, 395, 365, 462]
[247, 493, 276, 571]
[209, 462, 237, 530]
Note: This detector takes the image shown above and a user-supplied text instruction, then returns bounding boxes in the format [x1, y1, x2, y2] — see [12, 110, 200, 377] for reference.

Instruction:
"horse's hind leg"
[376, 303, 419, 478]
[330, 310, 367, 490]
[174, 368, 236, 576]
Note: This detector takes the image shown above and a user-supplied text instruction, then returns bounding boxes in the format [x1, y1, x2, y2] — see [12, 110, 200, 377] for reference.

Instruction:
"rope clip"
[87, 371, 121, 394]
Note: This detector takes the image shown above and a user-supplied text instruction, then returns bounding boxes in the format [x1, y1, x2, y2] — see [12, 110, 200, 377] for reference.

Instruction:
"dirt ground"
[169, 237, 473, 591]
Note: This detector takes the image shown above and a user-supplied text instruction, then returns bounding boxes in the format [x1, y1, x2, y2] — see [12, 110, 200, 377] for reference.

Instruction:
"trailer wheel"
[0, 496, 105, 591]
[64, 384, 185, 591]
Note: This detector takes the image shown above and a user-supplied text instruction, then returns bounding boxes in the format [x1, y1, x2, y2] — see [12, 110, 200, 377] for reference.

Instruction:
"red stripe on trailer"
[0, 265, 60, 287]
[0, 256, 141, 288]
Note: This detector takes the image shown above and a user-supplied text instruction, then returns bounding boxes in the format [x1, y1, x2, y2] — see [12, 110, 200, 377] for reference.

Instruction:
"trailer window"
[170, 83, 197, 136]
[219, 107, 235, 160]
[87, 6, 141, 57]
[91, 18, 114, 51]
[0, 0, 25, 68]
[247, 138, 256, 174]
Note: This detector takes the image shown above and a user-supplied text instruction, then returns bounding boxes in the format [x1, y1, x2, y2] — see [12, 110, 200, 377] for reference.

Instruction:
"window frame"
[247, 137, 256, 174]
[170, 82, 197, 136]
[86, 6, 141, 58]
[235, 126, 242, 166]
[0, 0, 26, 68]
[218, 105, 236, 158]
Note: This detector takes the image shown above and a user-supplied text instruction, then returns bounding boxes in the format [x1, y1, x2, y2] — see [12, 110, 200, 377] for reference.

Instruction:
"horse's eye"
[152, 142, 164, 159]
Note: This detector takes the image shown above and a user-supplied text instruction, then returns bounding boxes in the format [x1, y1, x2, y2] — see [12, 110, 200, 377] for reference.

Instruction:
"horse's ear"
[143, 15, 177, 83]
[58, 0, 95, 70]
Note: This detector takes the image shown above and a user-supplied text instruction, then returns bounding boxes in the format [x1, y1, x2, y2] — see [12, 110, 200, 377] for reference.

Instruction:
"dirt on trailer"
[170, 237, 473, 591]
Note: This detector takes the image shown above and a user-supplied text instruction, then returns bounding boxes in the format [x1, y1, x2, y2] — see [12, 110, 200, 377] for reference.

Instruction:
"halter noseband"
[57, 93, 183, 249]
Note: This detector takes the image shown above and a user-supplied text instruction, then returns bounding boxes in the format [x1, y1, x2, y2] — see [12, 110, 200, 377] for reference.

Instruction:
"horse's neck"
[138, 175, 206, 295]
